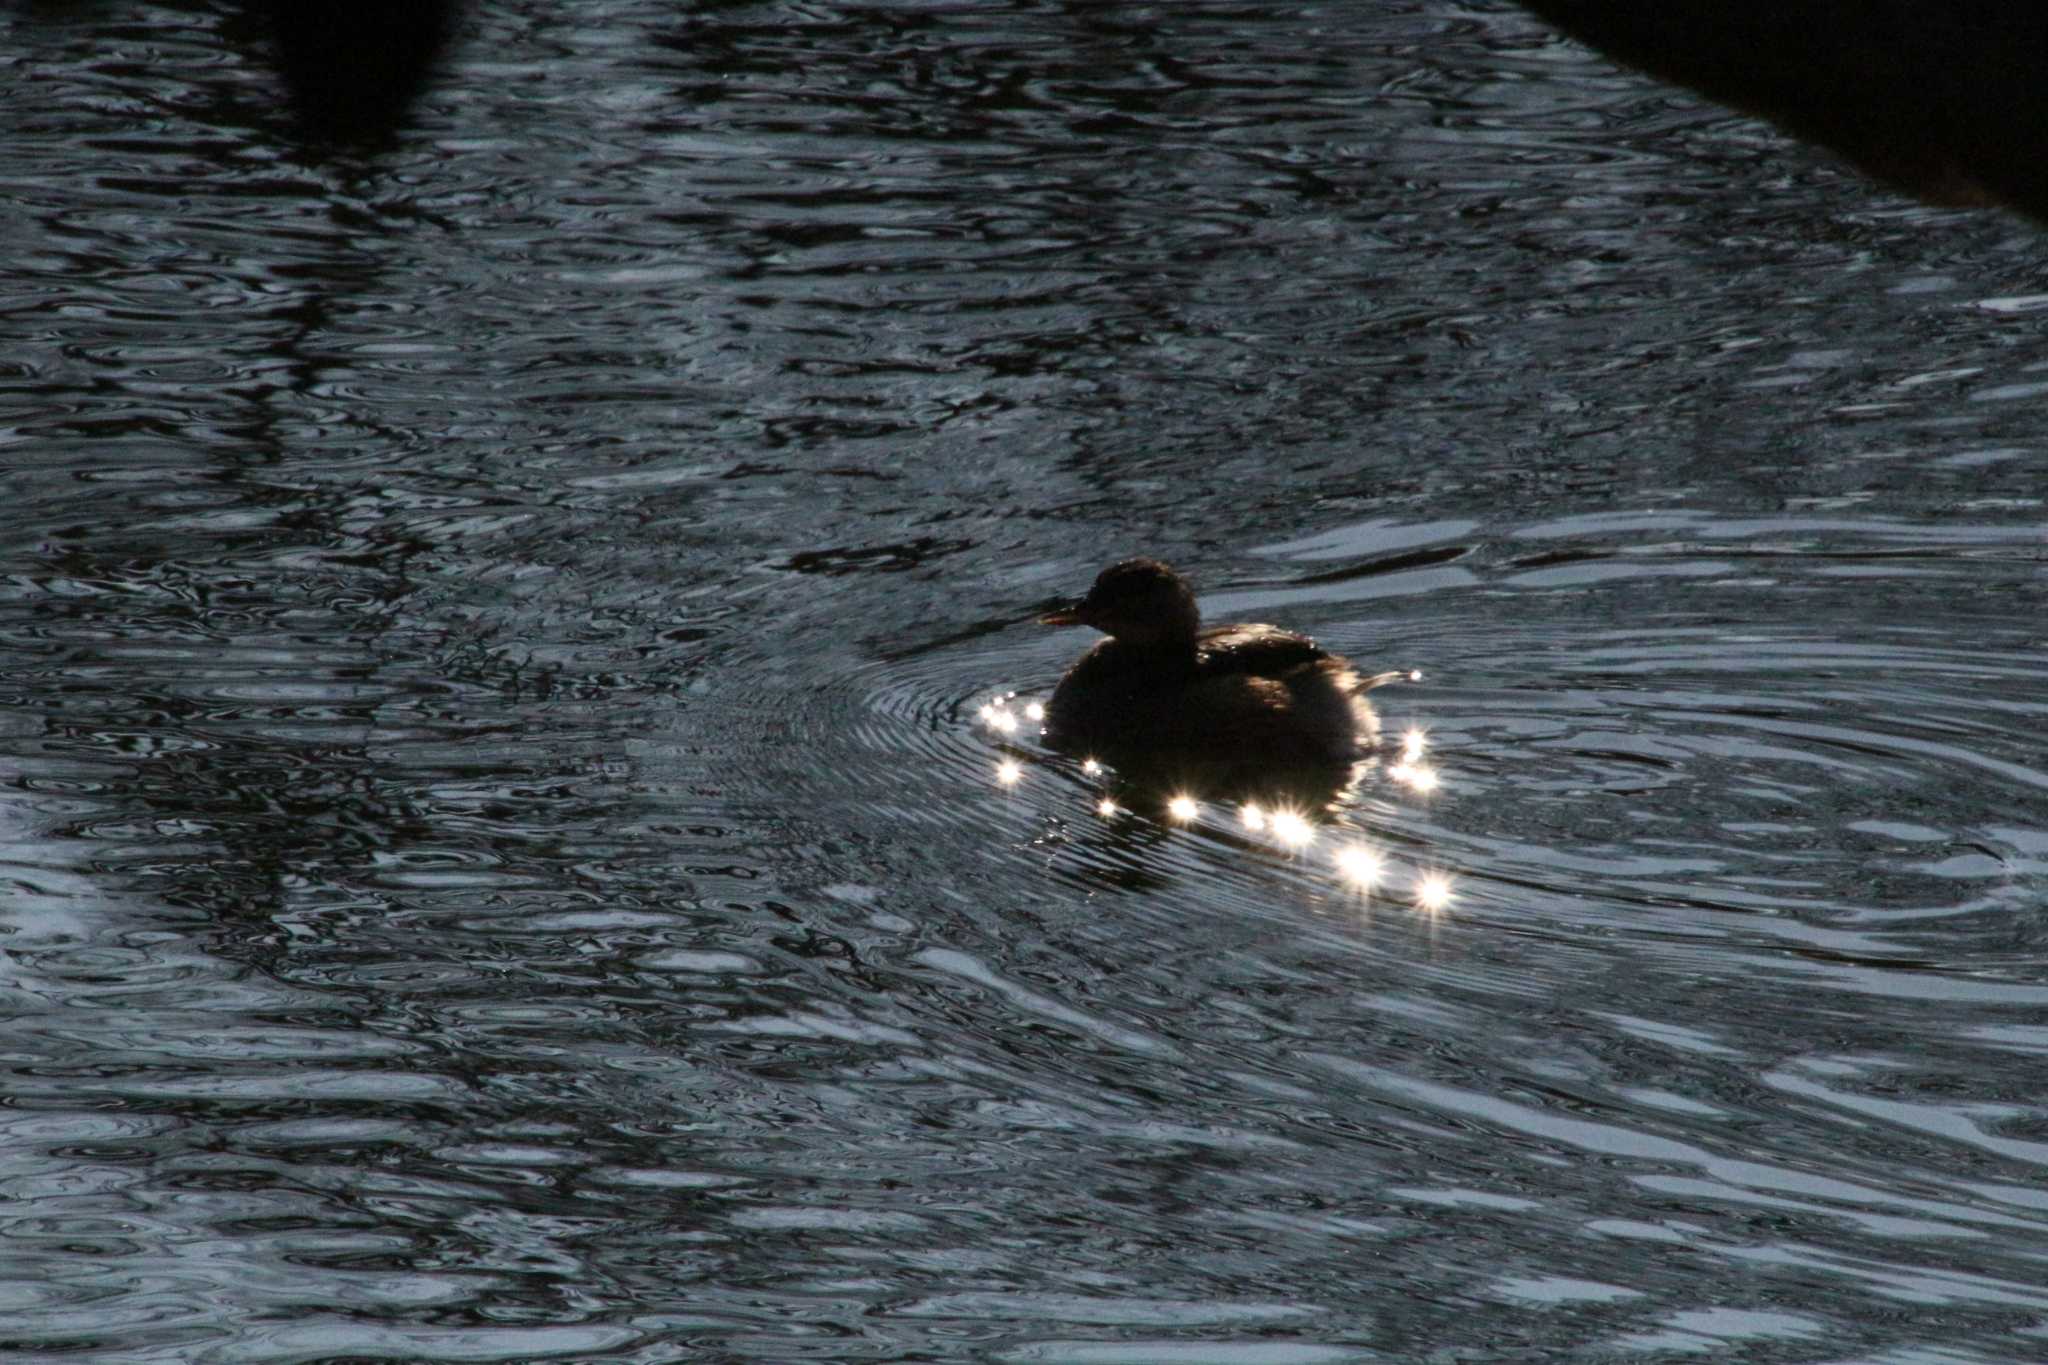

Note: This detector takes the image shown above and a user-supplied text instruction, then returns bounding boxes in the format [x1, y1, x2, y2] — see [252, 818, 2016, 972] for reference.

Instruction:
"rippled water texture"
[5, 2, 2048, 1360]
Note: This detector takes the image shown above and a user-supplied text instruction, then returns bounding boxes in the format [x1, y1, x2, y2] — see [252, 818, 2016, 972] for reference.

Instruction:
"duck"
[1039, 558, 1396, 794]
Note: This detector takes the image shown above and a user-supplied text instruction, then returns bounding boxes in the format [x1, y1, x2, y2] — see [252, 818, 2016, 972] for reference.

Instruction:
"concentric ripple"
[776, 615, 1462, 929]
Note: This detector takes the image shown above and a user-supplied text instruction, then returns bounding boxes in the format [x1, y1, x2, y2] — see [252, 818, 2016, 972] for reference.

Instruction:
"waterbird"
[1039, 558, 1403, 799]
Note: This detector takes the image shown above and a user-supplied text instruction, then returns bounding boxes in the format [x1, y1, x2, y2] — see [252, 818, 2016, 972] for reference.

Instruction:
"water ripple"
[7, 1, 2048, 1360]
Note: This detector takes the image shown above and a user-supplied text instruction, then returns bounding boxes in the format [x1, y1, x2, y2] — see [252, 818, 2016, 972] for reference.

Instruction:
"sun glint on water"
[1401, 727, 1427, 763]
[1333, 844, 1383, 890]
[1269, 809, 1314, 849]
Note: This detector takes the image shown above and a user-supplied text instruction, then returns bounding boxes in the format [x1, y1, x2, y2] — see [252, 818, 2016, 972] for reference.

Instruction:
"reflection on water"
[980, 688, 1453, 908]
[1520, 2, 2048, 221]
[5, 0, 2048, 1360]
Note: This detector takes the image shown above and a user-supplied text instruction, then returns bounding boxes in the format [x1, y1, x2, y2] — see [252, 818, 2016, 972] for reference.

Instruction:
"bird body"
[1039, 559, 1383, 791]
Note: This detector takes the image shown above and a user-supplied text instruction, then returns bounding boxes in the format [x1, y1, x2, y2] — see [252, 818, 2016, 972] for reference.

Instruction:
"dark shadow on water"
[10, 0, 466, 152]
[1521, 1, 2048, 220]
[229, 1, 469, 150]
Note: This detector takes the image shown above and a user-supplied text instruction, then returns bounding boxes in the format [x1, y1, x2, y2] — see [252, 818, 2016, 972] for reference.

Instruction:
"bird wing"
[1195, 624, 1332, 678]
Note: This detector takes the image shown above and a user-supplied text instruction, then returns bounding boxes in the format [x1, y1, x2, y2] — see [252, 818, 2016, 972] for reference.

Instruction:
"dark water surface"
[6, 2, 2048, 1360]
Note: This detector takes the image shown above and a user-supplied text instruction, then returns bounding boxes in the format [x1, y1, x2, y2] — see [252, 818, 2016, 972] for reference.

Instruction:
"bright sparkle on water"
[1401, 727, 1427, 763]
[1389, 760, 1440, 793]
[976, 681, 1451, 901]
[1270, 809, 1314, 849]
[1333, 844, 1383, 890]
[980, 693, 1039, 737]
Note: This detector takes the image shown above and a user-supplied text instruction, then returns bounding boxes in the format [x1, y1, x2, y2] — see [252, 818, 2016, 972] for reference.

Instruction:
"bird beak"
[1039, 602, 1086, 627]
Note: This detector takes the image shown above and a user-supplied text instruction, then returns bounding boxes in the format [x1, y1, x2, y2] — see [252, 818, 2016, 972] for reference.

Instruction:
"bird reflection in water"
[976, 690, 1457, 910]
